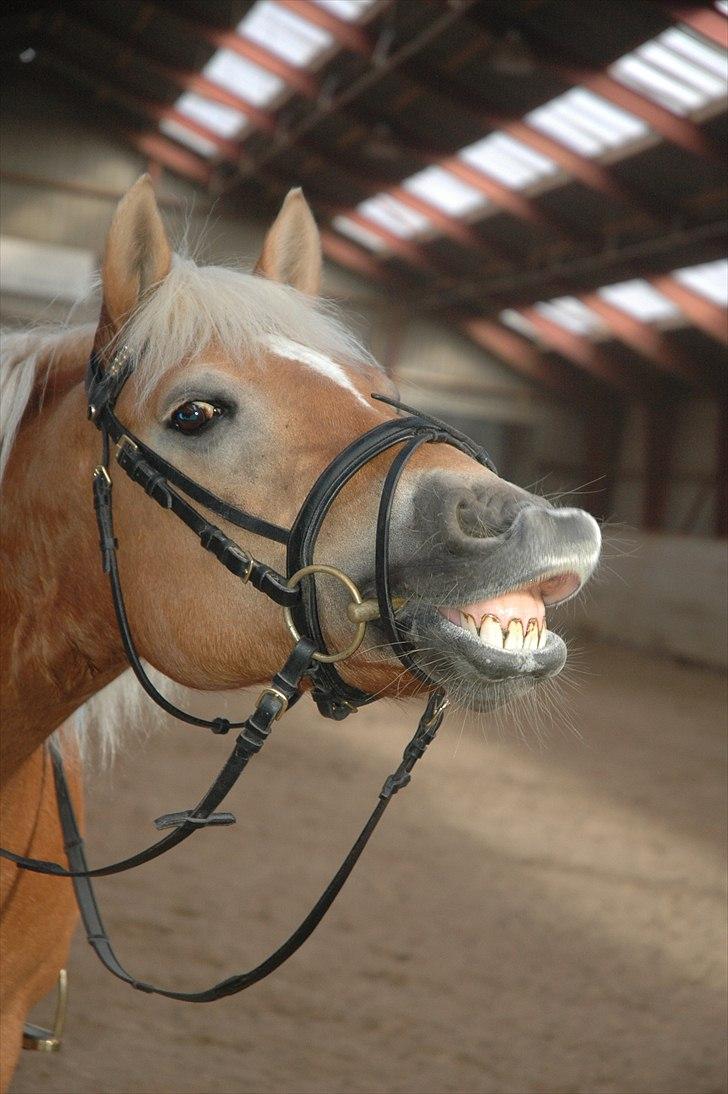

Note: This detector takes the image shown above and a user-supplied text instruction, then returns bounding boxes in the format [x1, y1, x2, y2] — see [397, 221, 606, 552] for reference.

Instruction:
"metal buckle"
[115, 434, 138, 462]
[424, 693, 450, 727]
[283, 564, 367, 664]
[93, 465, 111, 486]
[256, 686, 289, 720]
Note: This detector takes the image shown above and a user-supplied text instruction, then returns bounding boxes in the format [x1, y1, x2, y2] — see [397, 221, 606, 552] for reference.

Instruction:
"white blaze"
[266, 336, 370, 409]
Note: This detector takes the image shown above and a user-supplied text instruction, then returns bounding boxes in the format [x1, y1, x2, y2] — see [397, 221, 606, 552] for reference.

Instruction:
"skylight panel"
[159, 119, 219, 158]
[238, 1, 334, 68]
[499, 309, 539, 340]
[175, 92, 247, 138]
[535, 297, 605, 336]
[540, 100, 611, 153]
[610, 52, 705, 115]
[673, 260, 728, 307]
[203, 49, 285, 107]
[661, 27, 728, 83]
[402, 167, 488, 217]
[526, 99, 604, 155]
[356, 195, 432, 238]
[640, 39, 726, 100]
[332, 215, 387, 252]
[314, 0, 378, 20]
[459, 133, 556, 188]
[561, 88, 648, 146]
[598, 279, 681, 322]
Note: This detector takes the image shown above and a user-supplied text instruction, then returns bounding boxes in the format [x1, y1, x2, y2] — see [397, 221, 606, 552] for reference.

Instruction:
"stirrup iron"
[22, 968, 68, 1052]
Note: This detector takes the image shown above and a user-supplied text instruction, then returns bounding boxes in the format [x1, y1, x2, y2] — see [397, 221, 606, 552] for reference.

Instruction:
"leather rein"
[1, 342, 495, 1002]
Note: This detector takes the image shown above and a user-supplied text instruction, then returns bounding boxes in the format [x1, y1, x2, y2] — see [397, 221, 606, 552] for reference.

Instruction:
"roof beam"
[384, 184, 508, 256]
[284, 142, 513, 263]
[518, 308, 646, 395]
[320, 229, 395, 285]
[164, 9, 319, 99]
[439, 156, 579, 243]
[332, 212, 444, 277]
[501, 120, 667, 226]
[414, 218, 728, 313]
[460, 317, 588, 398]
[648, 275, 728, 345]
[666, 5, 727, 49]
[129, 131, 212, 186]
[581, 291, 716, 386]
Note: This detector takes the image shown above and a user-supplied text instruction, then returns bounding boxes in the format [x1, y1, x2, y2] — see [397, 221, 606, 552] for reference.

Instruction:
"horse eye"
[169, 400, 222, 434]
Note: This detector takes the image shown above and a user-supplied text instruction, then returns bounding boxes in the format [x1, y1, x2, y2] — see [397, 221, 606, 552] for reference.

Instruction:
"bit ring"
[284, 564, 367, 663]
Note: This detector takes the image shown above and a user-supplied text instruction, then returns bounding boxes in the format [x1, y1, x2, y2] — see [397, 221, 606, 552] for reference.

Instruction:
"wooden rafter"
[648, 275, 728, 346]
[581, 291, 710, 386]
[460, 316, 586, 396]
[665, 5, 728, 49]
[166, 10, 320, 99]
[518, 307, 647, 396]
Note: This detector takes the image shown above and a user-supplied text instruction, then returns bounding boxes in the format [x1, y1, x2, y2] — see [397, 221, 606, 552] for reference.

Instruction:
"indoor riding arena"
[1, 3, 726, 1094]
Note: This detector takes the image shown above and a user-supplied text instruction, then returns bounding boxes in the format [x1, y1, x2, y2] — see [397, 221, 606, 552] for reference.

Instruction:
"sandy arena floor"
[10, 643, 727, 1094]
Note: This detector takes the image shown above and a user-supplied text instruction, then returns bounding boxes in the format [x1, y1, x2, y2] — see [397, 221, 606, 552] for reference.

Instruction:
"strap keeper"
[380, 771, 411, 799]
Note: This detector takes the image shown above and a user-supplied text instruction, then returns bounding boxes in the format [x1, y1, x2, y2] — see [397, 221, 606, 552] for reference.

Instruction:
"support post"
[643, 395, 678, 531]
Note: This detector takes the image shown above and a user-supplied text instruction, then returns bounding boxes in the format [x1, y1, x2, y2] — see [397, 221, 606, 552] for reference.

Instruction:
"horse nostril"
[455, 496, 492, 539]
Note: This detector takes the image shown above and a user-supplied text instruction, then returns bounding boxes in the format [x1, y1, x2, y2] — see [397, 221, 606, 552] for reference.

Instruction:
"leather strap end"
[153, 810, 237, 831]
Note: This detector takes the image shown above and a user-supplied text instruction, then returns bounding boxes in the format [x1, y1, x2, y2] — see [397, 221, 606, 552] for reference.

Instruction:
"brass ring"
[283, 564, 367, 663]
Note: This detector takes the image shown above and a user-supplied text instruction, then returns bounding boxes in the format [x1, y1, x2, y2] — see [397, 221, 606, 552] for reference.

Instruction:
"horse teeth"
[479, 614, 503, 649]
[460, 612, 479, 638]
[523, 619, 539, 650]
[538, 627, 547, 650]
[504, 619, 524, 650]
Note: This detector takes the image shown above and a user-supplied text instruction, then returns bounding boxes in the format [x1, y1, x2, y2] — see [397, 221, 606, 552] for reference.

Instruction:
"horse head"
[92, 176, 600, 713]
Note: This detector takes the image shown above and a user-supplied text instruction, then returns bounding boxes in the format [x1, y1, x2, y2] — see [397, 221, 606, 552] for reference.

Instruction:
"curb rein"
[1, 344, 495, 1003]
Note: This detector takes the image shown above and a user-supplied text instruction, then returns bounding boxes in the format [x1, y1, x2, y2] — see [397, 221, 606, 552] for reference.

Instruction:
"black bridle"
[1, 341, 495, 1003]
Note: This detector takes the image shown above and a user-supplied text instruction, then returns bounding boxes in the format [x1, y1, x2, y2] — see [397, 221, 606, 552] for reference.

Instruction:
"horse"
[0, 176, 601, 1089]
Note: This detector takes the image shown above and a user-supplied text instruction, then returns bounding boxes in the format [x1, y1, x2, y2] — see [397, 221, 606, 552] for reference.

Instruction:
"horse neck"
[1, 346, 126, 774]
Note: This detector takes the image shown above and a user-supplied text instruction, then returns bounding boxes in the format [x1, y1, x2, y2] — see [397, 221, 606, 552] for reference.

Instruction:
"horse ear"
[254, 188, 321, 295]
[101, 175, 172, 329]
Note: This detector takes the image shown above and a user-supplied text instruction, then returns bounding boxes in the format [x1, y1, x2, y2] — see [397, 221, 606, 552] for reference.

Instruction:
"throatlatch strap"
[92, 463, 297, 737]
[0, 640, 317, 879]
[51, 689, 447, 1002]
